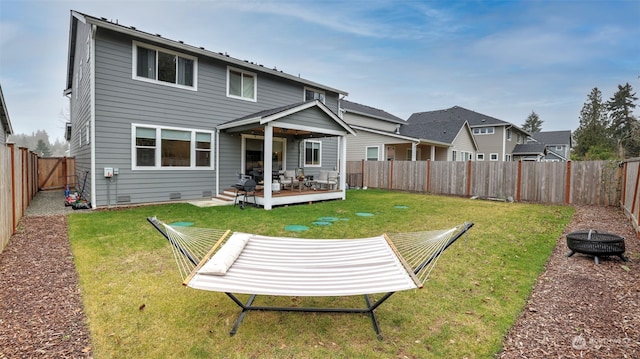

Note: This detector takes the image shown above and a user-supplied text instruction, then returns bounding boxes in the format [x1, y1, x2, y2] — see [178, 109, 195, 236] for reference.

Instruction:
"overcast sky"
[1, 0, 639, 141]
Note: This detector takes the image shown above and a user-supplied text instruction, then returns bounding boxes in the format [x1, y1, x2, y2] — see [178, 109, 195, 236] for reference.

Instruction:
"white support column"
[263, 124, 274, 210]
[430, 145, 436, 161]
[411, 142, 417, 161]
[339, 134, 347, 199]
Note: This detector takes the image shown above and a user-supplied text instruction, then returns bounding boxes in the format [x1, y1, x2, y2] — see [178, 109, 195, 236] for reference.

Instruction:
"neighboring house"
[402, 109, 478, 161]
[0, 85, 13, 145]
[511, 143, 547, 161]
[340, 100, 453, 161]
[65, 11, 355, 210]
[409, 106, 529, 162]
[528, 130, 572, 161]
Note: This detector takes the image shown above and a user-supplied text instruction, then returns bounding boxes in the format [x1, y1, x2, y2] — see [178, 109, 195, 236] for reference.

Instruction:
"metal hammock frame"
[147, 217, 473, 339]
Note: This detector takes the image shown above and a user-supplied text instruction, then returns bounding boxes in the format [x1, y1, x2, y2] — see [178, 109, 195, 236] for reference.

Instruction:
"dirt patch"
[498, 205, 640, 358]
[0, 205, 637, 358]
[0, 215, 91, 358]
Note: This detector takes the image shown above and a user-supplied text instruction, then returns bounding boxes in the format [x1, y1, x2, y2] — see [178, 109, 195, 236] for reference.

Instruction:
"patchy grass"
[68, 190, 573, 358]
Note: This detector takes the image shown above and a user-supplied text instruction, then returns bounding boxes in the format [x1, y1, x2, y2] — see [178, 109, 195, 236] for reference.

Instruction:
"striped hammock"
[147, 217, 473, 338]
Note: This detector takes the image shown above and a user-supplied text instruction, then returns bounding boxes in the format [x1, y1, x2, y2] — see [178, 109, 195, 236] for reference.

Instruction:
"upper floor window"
[133, 41, 197, 89]
[305, 87, 325, 103]
[506, 128, 512, 141]
[490, 153, 499, 161]
[473, 127, 495, 135]
[227, 67, 256, 101]
[132, 124, 213, 170]
[304, 140, 321, 166]
[477, 153, 485, 161]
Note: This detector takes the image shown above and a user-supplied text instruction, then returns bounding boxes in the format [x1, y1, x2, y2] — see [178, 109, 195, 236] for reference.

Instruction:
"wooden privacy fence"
[0, 144, 39, 253]
[621, 158, 640, 234]
[347, 160, 624, 206]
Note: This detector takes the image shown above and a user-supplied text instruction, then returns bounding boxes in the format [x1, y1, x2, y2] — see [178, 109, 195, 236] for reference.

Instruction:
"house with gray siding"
[340, 100, 453, 161]
[528, 130, 572, 161]
[402, 109, 478, 161]
[65, 11, 354, 210]
[408, 106, 529, 161]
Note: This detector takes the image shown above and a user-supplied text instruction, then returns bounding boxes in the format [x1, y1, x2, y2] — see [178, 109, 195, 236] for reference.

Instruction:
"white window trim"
[366, 146, 380, 161]
[131, 41, 198, 91]
[473, 127, 495, 135]
[476, 153, 485, 161]
[303, 139, 322, 167]
[85, 122, 90, 144]
[131, 123, 214, 170]
[226, 66, 257, 102]
[304, 87, 326, 104]
[490, 153, 499, 161]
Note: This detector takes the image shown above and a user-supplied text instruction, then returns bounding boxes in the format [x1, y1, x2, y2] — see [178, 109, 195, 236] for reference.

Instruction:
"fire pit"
[566, 230, 628, 264]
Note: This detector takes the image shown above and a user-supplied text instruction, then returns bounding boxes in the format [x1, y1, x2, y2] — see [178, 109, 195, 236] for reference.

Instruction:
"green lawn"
[68, 189, 574, 358]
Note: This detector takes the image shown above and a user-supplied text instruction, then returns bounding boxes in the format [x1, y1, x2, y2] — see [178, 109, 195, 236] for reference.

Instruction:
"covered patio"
[216, 100, 356, 210]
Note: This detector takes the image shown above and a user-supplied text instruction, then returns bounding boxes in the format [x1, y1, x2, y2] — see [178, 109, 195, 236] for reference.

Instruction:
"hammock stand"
[147, 217, 473, 339]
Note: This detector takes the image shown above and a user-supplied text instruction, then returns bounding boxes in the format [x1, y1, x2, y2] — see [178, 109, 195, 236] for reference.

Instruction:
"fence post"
[8, 143, 16, 234]
[361, 159, 365, 188]
[516, 160, 522, 202]
[631, 163, 640, 218]
[621, 161, 627, 208]
[426, 159, 431, 193]
[565, 160, 572, 205]
[389, 160, 394, 190]
[466, 160, 472, 197]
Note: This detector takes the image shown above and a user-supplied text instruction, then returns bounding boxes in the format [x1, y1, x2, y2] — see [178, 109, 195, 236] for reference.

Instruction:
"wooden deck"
[223, 186, 343, 208]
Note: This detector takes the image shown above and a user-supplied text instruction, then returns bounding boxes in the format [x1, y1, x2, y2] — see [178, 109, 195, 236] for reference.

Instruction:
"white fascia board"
[343, 109, 404, 124]
[260, 100, 356, 136]
[350, 125, 417, 142]
[216, 117, 261, 130]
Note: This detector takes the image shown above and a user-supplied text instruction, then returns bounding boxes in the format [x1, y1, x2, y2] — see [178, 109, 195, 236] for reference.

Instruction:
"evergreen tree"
[521, 111, 543, 133]
[34, 139, 52, 157]
[573, 87, 615, 160]
[606, 83, 638, 158]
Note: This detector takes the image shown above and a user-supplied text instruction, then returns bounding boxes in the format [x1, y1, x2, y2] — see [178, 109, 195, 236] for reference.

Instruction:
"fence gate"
[38, 157, 75, 191]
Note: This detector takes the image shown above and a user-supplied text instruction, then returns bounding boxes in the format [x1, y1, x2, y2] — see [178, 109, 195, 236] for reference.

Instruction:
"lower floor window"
[304, 140, 321, 166]
[133, 124, 214, 169]
[366, 146, 379, 161]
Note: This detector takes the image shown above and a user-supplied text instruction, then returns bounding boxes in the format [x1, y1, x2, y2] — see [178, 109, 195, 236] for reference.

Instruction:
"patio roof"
[217, 100, 356, 137]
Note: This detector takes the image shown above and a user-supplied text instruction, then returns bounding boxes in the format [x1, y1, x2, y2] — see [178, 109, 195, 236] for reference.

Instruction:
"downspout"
[90, 24, 97, 208]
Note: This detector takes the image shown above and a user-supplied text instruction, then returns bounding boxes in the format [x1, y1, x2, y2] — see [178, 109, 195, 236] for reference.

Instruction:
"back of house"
[65, 11, 351, 208]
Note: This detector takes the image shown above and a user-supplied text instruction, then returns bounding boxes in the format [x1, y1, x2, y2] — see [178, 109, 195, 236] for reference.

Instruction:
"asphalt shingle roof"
[341, 100, 405, 124]
[400, 112, 468, 144]
[531, 130, 572, 146]
[512, 143, 547, 155]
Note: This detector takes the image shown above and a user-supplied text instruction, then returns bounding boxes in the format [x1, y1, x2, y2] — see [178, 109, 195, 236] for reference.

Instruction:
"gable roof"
[0, 85, 13, 136]
[218, 100, 356, 136]
[402, 110, 472, 145]
[341, 100, 405, 124]
[66, 11, 347, 97]
[409, 106, 531, 136]
[531, 130, 572, 146]
[412, 106, 507, 127]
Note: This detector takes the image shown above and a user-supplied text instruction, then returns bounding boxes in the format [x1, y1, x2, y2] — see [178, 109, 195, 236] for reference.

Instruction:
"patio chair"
[316, 170, 338, 190]
[279, 170, 299, 191]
